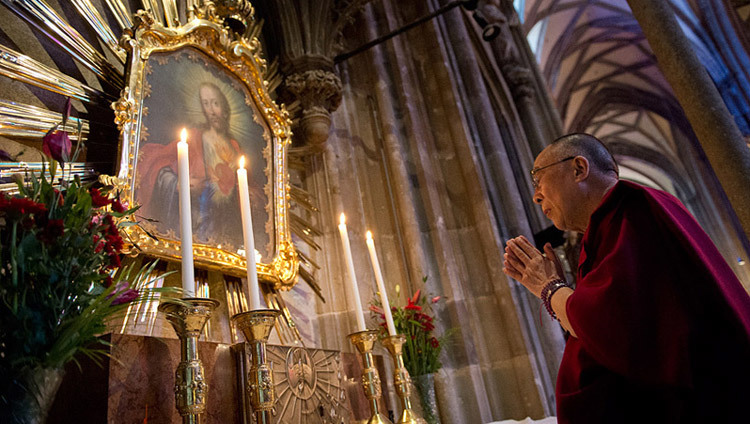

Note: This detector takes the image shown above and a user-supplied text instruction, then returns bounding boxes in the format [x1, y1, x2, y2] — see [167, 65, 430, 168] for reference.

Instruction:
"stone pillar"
[254, 0, 370, 146]
[627, 0, 750, 243]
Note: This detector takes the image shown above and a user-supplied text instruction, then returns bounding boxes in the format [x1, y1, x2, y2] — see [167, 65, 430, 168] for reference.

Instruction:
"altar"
[46, 333, 391, 423]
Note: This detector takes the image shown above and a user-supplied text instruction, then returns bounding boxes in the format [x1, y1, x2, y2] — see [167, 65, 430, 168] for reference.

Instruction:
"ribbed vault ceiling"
[521, 0, 750, 199]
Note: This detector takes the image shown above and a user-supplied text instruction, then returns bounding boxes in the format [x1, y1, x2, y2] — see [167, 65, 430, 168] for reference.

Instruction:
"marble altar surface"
[47, 333, 390, 423]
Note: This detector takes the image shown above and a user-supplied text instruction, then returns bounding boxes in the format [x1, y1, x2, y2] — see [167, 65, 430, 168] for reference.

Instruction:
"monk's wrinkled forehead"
[534, 144, 560, 167]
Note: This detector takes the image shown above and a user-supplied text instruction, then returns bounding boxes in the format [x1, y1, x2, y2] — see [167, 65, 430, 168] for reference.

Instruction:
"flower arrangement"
[0, 99, 175, 421]
[370, 283, 450, 377]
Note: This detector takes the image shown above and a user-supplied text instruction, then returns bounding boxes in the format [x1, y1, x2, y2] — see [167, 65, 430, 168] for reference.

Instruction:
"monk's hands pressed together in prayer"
[502, 236, 563, 297]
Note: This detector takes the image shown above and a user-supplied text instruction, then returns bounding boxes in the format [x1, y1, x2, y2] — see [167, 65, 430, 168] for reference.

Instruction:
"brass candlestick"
[158, 297, 220, 424]
[382, 335, 426, 424]
[232, 309, 281, 424]
[348, 330, 393, 424]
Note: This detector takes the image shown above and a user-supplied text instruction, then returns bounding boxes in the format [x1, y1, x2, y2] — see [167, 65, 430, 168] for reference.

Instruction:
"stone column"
[627, 0, 750, 243]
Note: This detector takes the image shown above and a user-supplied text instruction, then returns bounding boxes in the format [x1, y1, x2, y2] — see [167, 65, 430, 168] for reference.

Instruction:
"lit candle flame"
[339, 213, 346, 226]
[366, 230, 373, 240]
[180, 128, 187, 143]
[239, 155, 246, 169]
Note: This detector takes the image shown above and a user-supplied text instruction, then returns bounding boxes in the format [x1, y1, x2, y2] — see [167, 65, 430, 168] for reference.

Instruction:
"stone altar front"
[47, 334, 390, 423]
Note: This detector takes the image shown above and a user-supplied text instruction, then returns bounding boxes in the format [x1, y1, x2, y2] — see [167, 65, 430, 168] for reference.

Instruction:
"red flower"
[109, 253, 122, 268]
[0, 195, 48, 217]
[111, 199, 126, 213]
[21, 217, 35, 230]
[42, 129, 72, 164]
[429, 337, 439, 348]
[37, 218, 64, 244]
[405, 292, 422, 311]
[90, 188, 111, 208]
[411, 290, 421, 304]
[431, 296, 441, 304]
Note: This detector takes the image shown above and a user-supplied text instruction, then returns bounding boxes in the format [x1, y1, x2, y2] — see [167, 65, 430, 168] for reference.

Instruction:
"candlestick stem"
[232, 309, 281, 424]
[382, 335, 426, 424]
[348, 330, 393, 424]
[158, 297, 220, 424]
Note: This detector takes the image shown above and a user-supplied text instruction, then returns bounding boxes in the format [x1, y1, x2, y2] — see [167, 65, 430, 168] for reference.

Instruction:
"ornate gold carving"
[113, 10, 299, 287]
[174, 359, 209, 415]
[98, 174, 128, 190]
[111, 87, 136, 132]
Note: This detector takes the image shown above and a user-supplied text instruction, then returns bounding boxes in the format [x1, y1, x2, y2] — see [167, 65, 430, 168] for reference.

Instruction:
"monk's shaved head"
[548, 133, 619, 176]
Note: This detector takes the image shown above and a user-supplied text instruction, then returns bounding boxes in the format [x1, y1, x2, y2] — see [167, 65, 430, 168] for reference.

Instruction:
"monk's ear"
[572, 156, 589, 182]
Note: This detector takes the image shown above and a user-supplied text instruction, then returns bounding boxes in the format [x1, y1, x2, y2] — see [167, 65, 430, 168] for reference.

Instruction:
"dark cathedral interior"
[1, 1, 750, 423]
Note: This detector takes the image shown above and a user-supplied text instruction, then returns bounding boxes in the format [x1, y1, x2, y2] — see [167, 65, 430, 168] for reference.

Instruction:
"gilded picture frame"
[111, 10, 298, 288]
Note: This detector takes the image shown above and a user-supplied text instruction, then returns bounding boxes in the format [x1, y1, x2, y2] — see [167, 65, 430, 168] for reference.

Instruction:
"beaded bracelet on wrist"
[540, 278, 571, 320]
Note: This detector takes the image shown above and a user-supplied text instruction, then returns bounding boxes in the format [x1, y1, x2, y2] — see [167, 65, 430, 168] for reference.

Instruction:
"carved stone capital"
[284, 68, 343, 145]
[502, 62, 535, 101]
[285, 69, 343, 112]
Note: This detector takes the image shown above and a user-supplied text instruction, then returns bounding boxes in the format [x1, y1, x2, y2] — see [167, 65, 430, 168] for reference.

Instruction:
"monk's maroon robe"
[557, 181, 750, 423]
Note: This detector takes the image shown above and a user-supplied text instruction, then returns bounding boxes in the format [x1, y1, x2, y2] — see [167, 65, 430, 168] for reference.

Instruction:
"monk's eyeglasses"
[530, 156, 576, 189]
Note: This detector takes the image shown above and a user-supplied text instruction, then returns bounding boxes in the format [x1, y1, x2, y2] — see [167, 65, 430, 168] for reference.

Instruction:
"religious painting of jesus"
[133, 48, 272, 260]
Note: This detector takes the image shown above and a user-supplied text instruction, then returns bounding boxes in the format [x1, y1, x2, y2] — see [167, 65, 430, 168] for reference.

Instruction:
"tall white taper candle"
[237, 156, 262, 310]
[177, 128, 196, 297]
[338, 213, 367, 332]
[365, 231, 397, 335]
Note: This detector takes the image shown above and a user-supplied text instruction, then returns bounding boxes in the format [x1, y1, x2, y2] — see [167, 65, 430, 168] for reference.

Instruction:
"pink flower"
[109, 280, 139, 305]
[42, 129, 72, 164]
[431, 296, 441, 304]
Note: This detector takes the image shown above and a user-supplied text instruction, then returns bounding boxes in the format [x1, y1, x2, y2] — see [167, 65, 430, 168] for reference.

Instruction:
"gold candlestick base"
[348, 330, 394, 424]
[232, 309, 281, 424]
[382, 335, 427, 424]
[158, 297, 220, 424]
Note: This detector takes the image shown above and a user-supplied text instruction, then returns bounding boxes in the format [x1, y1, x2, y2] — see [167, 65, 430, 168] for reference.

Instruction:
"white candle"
[338, 214, 367, 332]
[237, 156, 262, 310]
[177, 128, 195, 297]
[365, 231, 397, 335]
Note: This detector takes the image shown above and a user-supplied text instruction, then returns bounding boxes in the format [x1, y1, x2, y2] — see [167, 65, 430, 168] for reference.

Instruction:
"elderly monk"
[503, 133, 750, 423]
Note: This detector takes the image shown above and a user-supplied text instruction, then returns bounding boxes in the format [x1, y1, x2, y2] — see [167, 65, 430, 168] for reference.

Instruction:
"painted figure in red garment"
[503, 133, 750, 423]
[137, 82, 248, 249]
